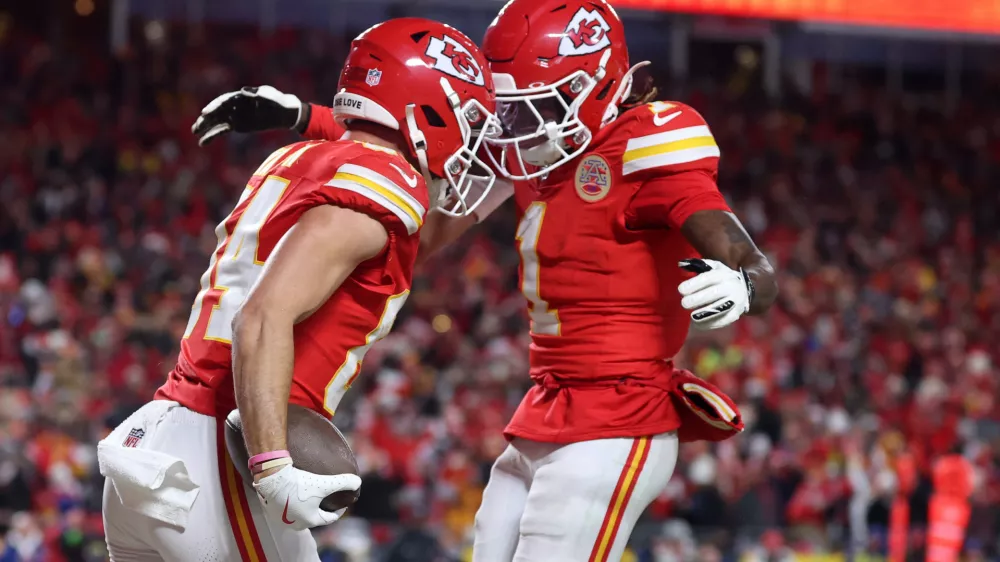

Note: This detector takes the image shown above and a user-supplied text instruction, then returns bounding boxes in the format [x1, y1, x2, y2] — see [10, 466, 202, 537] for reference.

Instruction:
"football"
[224, 405, 360, 512]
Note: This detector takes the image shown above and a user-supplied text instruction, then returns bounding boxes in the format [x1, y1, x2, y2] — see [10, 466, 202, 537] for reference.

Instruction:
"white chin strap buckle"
[543, 121, 559, 141]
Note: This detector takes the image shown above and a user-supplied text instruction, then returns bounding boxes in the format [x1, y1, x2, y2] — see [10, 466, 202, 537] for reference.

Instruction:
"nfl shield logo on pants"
[366, 69, 382, 87]
[123, 428, 145, 448]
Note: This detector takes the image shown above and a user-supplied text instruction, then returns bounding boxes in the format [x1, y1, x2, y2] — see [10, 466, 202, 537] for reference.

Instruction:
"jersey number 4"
[182, 175, 290, 343]
[516, 202, 561, 336]
[182, 143, 317, 342]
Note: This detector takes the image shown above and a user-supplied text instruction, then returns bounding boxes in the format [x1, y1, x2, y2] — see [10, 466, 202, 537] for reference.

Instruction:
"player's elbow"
[231, 305, 262, 350]
[231, 300, 287, 348]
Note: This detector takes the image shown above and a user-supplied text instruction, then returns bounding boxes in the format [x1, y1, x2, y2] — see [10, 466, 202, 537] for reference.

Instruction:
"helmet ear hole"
[421, 105, 448, 128]
[595, 79, 615, 101]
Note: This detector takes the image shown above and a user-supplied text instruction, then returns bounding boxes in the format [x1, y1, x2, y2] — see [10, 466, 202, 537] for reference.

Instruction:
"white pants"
[102, 401, 319, 562]
[472, 433, 678, 562]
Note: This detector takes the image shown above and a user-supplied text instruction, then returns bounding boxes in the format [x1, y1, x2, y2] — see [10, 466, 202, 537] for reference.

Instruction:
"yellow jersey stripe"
[623, 136, 717, 163]
[625, 125, 713, 151]
[337, 163, 426, 216]
[328, 175, 423, 235]
[622, 145, 721, 176]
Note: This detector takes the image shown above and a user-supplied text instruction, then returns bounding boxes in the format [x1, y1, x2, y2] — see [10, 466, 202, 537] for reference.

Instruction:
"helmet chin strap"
[601, 60, 651, 126]
[594, 48, 612, 82]
[522, 141, 564, 167]
[404, 105, 449, 207]
[405, 104, 434, 185]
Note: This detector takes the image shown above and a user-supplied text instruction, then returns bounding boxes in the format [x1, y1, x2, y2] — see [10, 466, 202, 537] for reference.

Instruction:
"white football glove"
[678, 258, 755, 330]
[192, 85, 306, 146]
[252, 464, 361, 531]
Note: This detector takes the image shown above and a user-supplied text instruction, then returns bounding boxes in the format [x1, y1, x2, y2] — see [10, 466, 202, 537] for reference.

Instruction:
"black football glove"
[191, 86, 310, 146]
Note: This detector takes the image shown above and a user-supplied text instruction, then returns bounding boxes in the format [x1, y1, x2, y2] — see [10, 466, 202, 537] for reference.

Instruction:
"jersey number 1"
[516, 202, 560, 336]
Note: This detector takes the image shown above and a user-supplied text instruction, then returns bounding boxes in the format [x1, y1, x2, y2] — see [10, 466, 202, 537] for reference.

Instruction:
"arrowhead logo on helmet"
[559, 7, 612, 56]
[425, 35, 485, 86]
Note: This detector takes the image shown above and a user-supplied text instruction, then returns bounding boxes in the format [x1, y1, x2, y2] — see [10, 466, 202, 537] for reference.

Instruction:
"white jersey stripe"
[622, 145, 721, 176]
[327, 178, 421, 235]
[337, 163, 426, 217]
[625, 125, 714, 152]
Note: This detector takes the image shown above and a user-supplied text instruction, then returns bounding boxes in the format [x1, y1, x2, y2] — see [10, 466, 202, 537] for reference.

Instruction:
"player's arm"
[230, 204, 381, 530]
[415, 178, 514, 264]
[627, 172, 776, 329]
[192, 86, 343, 145]
[232, 204, 386, 461]
[680, 210, 777, 316]
[417, 212, 478, 264]
[623, 103, 776, 329]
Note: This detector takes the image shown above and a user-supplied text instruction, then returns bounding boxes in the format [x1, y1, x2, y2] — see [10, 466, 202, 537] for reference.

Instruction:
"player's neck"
[341, 122, 406, 154]
[342, 123, 425, 173]
[341, 130, 399, 151]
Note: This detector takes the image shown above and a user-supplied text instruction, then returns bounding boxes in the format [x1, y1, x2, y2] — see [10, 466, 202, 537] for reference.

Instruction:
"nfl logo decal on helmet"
[560, 7, 613, 56]
[366, 68, 382, 87]
[575, 154, 612, 202]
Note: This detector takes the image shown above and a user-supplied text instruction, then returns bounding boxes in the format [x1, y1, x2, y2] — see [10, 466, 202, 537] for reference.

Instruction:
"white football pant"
[472, 433, 679, 562]
[101, 400, 320, 562]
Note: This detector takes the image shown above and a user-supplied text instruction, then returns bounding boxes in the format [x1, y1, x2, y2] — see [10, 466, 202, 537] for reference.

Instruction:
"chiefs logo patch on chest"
[575, 154, 612, 202]
[559, 7, 613, 57]
[425, 35, 484, 86]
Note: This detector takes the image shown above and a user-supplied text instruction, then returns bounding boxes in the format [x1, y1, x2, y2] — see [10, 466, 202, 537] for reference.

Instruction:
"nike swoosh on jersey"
[327, 163, 427, 234]
[389, 163, 418, 188]
[282, 497, 296, 525]
[653, 110, 683, 127]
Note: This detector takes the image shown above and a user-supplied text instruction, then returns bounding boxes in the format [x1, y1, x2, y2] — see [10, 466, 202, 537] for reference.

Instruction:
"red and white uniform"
[472, 103, 742, 562]
[157, 138, 427, 419]
[103, 139, 430, 562]
[505, 101, 730, 443]
[300, 101, 743, 562]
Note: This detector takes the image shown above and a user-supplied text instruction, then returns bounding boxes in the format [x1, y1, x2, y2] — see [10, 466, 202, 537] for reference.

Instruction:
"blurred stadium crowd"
[2, 17, 1000, 562]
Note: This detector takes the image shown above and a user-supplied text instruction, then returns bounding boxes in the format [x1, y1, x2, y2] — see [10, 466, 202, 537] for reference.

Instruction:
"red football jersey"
[297, 101, 732, 443]
[156, 139, 430, 419]
[504, 101, 732, 443]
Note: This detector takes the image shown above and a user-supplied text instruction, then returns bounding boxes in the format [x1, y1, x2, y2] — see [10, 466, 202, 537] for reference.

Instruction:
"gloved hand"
[252, 464, 361, 531]
[192, 86, 308, 146]
[678, 258, 754, 330]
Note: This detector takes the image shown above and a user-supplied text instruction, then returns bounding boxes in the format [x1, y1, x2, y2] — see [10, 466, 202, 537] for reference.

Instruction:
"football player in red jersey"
[466, 6, 776, 559]
[98, 19, 499, 562]
[193, 1, 778, 559]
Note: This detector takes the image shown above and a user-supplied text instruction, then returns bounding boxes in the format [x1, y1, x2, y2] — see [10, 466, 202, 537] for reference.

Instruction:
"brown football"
[224, 405, 360, 512]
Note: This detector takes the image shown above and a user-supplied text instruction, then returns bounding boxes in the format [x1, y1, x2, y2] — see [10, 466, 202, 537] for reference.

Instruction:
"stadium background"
[2, 0, 1000, 560]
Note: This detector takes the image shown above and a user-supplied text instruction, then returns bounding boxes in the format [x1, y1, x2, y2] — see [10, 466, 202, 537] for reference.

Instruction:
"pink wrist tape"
[248, 450, 290, 472]
[252, 458, 293, 475]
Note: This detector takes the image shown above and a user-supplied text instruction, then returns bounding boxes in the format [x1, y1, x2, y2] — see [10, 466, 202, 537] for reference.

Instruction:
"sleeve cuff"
[301, 104, 344, 141]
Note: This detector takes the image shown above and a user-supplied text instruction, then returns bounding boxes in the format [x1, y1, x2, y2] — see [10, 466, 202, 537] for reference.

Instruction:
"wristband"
[252, 457, 293, 476]
[293, 102, 311, 134]
[740, 268, 755, 311]
[248, 450, 290, 472]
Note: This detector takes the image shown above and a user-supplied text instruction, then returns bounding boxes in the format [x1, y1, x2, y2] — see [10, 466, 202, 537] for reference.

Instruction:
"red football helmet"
[334, 18, 501, 216]
[482, 0, 647, 180]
